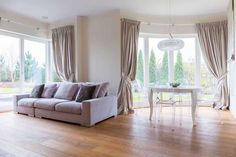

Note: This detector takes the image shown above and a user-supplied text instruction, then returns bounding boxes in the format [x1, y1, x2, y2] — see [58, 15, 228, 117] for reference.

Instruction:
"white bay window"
[133, 34, 216, 108]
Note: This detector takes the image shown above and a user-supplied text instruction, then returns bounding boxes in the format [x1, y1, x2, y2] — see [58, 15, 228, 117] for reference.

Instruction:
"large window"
[0, 31, 53, 109]
[0, 35, 20, 94]
[133, 35, 216, 107]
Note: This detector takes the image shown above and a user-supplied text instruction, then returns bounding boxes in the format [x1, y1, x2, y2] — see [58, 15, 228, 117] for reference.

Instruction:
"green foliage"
[53, 71, 62, 82]
[136, 50, 144, 84]
[160, 51, 168, 85]
[14, 61, 20, 81]
[0, 55, 8, 81]
[149, 49, 157, 84]
[40, 64, 46, 84]
[24, 51, 38, 81]
[174, 51, 184, 83]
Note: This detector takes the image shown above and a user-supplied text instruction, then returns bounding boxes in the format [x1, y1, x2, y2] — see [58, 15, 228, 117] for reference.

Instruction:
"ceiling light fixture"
[157, 0, 184, 51]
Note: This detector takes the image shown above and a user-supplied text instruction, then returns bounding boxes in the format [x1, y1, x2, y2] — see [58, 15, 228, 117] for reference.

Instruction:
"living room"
[0, 0, 236, 156]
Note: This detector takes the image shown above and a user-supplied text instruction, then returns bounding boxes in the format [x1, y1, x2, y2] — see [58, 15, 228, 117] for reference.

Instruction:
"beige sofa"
[13, 82, 117, 127]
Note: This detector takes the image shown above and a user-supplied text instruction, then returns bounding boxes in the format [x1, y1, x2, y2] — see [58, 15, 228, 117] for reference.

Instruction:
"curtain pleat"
[117, 18, 140, 114]
[52, 25, 75, 82]
[196, 21, 229, 110]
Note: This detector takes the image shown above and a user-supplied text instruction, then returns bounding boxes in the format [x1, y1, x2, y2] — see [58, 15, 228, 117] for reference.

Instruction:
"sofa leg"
[28, 114, 34, 117]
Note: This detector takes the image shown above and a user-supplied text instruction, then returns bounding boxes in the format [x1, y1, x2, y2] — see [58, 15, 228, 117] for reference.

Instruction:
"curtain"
[52, 25, 75, 82]
[196, 21, 229, 110]
[117, 18, 141, 114]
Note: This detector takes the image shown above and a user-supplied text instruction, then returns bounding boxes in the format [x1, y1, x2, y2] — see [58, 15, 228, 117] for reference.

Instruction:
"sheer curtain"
[52, 25, 75, 82]
[117, 18, 141, 114]
[196, 21, 229, 110]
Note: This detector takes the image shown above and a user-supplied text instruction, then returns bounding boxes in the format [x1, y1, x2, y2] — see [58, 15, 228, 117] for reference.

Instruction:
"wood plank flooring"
[0, 107, 236, 157]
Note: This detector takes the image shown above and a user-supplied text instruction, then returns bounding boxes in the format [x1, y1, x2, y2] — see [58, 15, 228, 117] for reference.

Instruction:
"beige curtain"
[117, 18, 141, 114]
[52, 25, 75, 82]
[196, 21, 229, 109]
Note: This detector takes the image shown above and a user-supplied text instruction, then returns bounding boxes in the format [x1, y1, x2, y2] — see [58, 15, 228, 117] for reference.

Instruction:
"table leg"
[149, 89, 153, 120]
[160, 92, 163, 112]
[191, 91, 197, 126]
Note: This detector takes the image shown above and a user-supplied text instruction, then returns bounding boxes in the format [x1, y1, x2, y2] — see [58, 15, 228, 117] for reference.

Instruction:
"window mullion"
[46, 41, 50, 82]
[195, 38, 201, 87]
[19, 37, 25, 93]
[144, 37, 149, 89]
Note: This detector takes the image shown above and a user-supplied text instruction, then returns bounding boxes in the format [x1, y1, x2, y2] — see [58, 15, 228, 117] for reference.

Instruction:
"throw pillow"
[29, 84, 45, 98]
[97, 82, 109, 98]
[54, 83, 78, 100]
[75, 85, 96, 102]
[41, 84, 57, 98]
[92, 84, 101, 98]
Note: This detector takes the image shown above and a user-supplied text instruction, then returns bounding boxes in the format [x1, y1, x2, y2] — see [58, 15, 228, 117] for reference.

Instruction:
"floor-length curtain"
[52, 25, 75, 82]
[196, 21, 229, 110]
[117, 18, 140, 114]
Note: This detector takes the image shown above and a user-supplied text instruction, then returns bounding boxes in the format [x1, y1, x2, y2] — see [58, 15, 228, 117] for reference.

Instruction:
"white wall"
[49, 11, 121, 95]
[82, 10, 121, 95]
[0, 10, 49, 39]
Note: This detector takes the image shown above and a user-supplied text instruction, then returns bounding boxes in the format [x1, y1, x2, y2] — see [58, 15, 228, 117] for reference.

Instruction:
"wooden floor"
[0, 107, 236, 157]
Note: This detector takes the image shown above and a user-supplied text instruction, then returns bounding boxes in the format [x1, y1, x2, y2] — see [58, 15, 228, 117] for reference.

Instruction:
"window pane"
[149, 38, 168, 85]
[174, 38, 196, 85]
[24, 40, 46, 92]
[0, 35, 20, 94]
[200, 53, 217, 101]
[133, 37, 147, 108]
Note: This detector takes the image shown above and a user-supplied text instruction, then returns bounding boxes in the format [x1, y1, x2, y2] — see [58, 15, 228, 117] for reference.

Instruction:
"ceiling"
[0, 0, 230, 23]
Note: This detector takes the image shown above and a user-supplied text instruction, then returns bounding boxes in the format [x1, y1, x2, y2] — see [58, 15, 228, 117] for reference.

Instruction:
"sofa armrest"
[81, 96, 117, 127]
[13, 94, 30, 108]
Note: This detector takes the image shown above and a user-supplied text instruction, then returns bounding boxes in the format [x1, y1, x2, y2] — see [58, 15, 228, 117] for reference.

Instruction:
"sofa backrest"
[51, 81, 109, 101]
[54, 83, 78, 100]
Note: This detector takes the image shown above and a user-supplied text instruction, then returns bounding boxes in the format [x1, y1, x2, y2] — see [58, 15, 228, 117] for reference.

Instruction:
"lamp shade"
[158, 38, 184, 51]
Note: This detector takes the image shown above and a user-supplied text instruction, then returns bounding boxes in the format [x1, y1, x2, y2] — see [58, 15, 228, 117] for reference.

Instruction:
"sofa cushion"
[18, 98, 38, 108]
[41, 84, 57, 98]
[34, 98, 69, 111]
[75, 84, 96, 102]
[54, 83, 78, 100]
[93, 82, 109, 98]
[55, 101, 82, 114]
[30, 84, 44, 98]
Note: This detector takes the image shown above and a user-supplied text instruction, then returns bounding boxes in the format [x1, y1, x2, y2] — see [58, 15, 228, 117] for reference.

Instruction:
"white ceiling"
[0, 0, 230, 23]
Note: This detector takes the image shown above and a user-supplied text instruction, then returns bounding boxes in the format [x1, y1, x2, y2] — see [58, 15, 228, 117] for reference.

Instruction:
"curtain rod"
[120, 18, 195, 26]
[0, 17, 48, 32]
[140, 21, 195, 26]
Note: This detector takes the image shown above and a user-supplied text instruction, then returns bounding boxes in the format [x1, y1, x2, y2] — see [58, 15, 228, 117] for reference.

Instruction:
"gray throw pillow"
[97, 82, 109, 98]
[29, 84, 44, 98]
[92, 85, 100, 98]
[75, 85, 96, 102]
[41, 84, 57, 98]
[54, 83, 78, 100]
